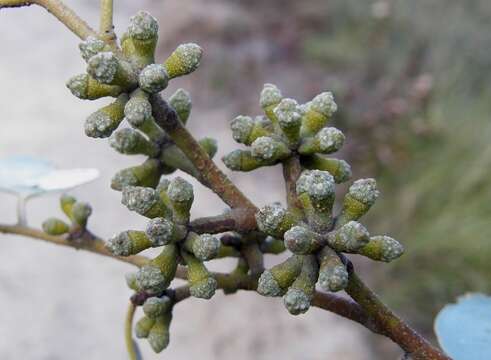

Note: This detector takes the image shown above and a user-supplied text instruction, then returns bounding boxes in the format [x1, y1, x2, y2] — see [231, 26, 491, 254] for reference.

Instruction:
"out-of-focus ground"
[1, 0, 491, 359]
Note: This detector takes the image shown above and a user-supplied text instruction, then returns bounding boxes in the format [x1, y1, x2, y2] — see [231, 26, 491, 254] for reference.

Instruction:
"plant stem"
[99, 0, 116, 44]
[188, 209, 257, 234]
[125, 302, 138, 360]
[0, 0, 97, 39]
[150, 95, 257, 211]
[282, 156, 303, 212]
[345, 269, 450, 360]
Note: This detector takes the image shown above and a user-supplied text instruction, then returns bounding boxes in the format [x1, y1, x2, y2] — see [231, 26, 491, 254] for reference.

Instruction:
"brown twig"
[0, 0, 97, 39]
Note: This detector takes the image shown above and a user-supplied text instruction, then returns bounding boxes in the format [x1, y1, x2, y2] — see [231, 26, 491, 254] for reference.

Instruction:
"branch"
[125, 302, 139, 360]
[150, 95, 257, 211]
[345, 269, 450, 360]
[188, 209, 257, 234]
[0, 223, 383, 336]
[99, 0, 116, 44]
[0, 0, 97, 40]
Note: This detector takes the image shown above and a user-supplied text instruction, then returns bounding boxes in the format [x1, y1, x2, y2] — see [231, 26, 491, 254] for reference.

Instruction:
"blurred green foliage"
[306, 0, 491, 331]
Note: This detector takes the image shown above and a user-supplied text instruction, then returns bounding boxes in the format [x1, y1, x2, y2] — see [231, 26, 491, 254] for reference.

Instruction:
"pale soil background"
[0, 1, 379, 359]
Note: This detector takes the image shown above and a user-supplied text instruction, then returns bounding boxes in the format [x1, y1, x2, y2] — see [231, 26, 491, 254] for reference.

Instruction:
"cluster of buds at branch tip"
[223, 84, 350, 182]
[244, 86, 404, 315]
[135, 295, 173, 353]
[42, 194, 93, 237]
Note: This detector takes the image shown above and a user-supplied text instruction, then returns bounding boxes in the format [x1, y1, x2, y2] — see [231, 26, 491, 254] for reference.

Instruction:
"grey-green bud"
[138, 64, 169, 94]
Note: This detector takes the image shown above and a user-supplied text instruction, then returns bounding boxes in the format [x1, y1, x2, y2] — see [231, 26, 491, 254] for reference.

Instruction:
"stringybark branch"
[188, 208, 257, 234]
[0, 0, 97, 39]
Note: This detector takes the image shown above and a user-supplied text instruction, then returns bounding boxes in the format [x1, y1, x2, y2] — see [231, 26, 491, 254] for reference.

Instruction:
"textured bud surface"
[283, 288, 310, 315]
[66, 74, 88, 98]
[87, 52, 118, 84]
[169, 88, 192, 121]
[167, 177, 193, 203]
[257, 270, 282, 296]
[317, 127, 345, 152]
[129, 11, 159, 40]
[125, 94, 152, 126]
[146, 218, 175, 246]
[274, 98, 301, 127]
[284, 226, 313, 254]
[136, 265, 167, 294]
[189, 277, 217, 299]
[318, 264, 348, 292]
[230, 115, 254, 143]
[296, 170, 335, 200]
[122, 186, 159, 215]
[333, 221, 370, 252]
[165, 43, 203, 78]
[192, 234, 220, 261]
[260, 83, 282, 108]
[256, 203, 287, 235]
[310, 92, 337, 117]
[139, 64, 169, 94]
[106, 231, 133, 256]
[79, 36, 106, 62]
[143, 296, 171, 318]
[349, 178, 379, 205]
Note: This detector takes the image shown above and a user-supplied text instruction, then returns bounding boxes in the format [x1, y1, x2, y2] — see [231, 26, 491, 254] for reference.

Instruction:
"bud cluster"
[222, 84, 352, 184]
[42, 194, 93, 236]
[249, 90, 404, 316]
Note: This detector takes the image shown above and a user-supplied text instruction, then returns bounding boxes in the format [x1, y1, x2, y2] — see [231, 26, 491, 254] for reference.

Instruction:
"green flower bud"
[169, 89, 192, 125]
[199, 137, 218, 159]
[125, 272, 139, 291]
[251, 136, 291, 163]
[135, 315, 155, 338]
[139, 64, 169, 94]
[72, 201, 92, 228]
[257, 255, 303, 297]
[274, 98, 302, 145]
[284, 225, 324, 254]
[326, 221, 370, 253]
[301, 155, 352, 183]
[111, 158, 163, 191]
[125, 90, 166, 142]
[256, 203, 297, 237]
[283, 255, 318, 315]
[167, 177, 194, 224]
[109, 128, 159, 157]
[260, 83, 282, 123]
[183, 232, 220, 261]
[121, 186, 172, 218]
[259, 236, 286, 254]
[298, 127, 345, 155]
[336, 178, 379, 227]
[136, 245, 178, 294]
[87, 52, 137, 88]
[143, 296, 172, 319]
[128, 11, 159, 64]
[296, 170, 335, 204]
[146, 217, 180, 246]
[66, 74, 122, 100]
[148, 312, 172, 353]
[60, 194, 76, 219]
[230, 115, 272, 146]
[106, 230, 152, 256]
[42, 217, 69, 235]
[317, 246, 348, 292]
[85, 94, 128, 138]
[359, 236, 404, 262]
[79, 36, 106, 62]
[222, 149, 268, 172]
[181, 250, 217, 299]
[164, 43, 203, 79]
[301, 92, 337, 136]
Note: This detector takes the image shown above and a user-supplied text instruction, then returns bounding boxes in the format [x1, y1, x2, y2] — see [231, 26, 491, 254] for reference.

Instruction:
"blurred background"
[0, 0, 490, 358]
